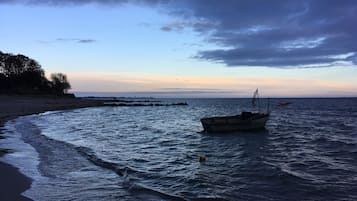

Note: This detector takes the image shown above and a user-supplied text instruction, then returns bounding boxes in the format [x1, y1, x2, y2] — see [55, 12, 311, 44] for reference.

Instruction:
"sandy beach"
[0, 95, 103, 201]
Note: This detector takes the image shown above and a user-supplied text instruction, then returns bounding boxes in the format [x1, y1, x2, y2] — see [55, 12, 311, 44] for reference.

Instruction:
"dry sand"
[0, 95, 104, 201]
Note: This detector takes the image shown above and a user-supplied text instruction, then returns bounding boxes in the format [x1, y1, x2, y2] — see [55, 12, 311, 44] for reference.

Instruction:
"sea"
[1, 98, 357, 201]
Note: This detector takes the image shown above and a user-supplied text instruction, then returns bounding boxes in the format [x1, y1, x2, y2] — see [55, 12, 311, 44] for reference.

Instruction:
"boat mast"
[252, 88, 260, 112]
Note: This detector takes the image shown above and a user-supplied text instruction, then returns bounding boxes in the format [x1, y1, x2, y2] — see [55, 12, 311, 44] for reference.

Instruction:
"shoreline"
[0, 95, 104, 201]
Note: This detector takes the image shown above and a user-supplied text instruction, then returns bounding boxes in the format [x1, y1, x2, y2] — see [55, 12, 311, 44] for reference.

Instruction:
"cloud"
[159, 87, 234, 94]
[160, 20, 218, 32]
[77, 39, 96, 43]
[39, 38, 97, 44]
[4, 0, 357, 68]
[0, 0, 167, 6]
[161, 0, 357, 68]
[160, 88, 224, 91]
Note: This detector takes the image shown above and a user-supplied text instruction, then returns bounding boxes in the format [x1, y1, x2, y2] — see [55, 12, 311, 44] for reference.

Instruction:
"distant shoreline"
[0, 95, 103, 201]
[73, 91, 357, 99]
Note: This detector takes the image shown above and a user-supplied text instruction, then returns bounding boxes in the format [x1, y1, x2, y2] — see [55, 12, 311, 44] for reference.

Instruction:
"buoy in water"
[199, 154, 206, 162]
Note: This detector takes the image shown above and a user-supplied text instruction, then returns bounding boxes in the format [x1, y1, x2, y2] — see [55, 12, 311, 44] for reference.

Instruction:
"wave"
[261, 161, 318, 182]
[75, 146, 189, 201]
[76, 146, 125, 176]
[74, 146, 232, 201]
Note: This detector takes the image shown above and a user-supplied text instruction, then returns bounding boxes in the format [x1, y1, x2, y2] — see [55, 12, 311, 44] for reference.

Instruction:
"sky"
[1, 0, 357, 97]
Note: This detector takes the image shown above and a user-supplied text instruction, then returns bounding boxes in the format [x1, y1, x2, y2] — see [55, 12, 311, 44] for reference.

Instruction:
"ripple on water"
[3, 98, 356, 201]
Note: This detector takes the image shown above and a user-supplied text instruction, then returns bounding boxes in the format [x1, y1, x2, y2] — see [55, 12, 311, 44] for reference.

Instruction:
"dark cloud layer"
[0, 0, 168, 6]
[166, 0, 357, 67]
[2, 0, 357, 68]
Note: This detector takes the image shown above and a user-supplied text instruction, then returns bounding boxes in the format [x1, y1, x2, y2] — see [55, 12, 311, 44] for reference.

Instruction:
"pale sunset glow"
[67, 71, 357, 97]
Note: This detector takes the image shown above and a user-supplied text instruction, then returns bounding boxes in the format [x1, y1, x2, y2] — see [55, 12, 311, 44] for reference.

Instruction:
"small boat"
[200, 89, 270, 133]
[276, 102, 291, 107]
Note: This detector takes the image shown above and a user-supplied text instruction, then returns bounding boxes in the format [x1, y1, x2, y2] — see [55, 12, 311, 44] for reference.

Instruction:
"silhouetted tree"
[0, 51, 71, 95]
[51, 73, 71, 94]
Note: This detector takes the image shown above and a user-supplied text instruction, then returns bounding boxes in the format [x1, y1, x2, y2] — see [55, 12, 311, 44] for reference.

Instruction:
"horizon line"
[72, 91, 357, 99]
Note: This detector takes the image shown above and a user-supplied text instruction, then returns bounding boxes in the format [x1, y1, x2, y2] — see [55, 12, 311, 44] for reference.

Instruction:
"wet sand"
[0, 95, 103, 201]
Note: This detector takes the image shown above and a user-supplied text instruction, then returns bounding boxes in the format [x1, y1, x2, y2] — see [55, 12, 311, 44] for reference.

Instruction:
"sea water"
[1, 98, 357, 200]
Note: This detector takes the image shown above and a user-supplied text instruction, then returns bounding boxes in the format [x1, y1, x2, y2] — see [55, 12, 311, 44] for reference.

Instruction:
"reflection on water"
[2, 98, 357, 200]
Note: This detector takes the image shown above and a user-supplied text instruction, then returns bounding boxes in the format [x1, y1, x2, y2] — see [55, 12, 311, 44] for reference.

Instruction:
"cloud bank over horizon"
[2, 0, 357, 68]
[166, 1, 357, 68]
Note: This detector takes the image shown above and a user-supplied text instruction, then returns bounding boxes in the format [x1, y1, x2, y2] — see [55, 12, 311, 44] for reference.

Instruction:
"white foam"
[0, 116, 48, 199]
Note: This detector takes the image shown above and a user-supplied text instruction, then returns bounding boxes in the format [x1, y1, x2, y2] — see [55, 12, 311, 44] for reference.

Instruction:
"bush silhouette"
[51, 73, 71, 94]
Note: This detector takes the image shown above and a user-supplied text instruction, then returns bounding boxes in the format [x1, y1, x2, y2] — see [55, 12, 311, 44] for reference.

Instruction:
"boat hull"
[200, 113, 269, 133]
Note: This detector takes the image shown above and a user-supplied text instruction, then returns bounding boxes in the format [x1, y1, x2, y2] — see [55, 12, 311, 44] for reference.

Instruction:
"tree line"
[0, 51, 71, 95]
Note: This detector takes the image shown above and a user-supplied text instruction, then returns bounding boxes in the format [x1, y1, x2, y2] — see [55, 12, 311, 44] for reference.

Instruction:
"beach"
[0, 95, 103, 201]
